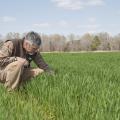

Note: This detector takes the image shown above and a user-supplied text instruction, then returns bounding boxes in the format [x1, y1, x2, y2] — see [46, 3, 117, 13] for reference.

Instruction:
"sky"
[0, 0, 120, 36]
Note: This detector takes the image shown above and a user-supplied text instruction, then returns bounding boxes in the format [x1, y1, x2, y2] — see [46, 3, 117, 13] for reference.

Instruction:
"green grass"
[0, 52, 120, 120]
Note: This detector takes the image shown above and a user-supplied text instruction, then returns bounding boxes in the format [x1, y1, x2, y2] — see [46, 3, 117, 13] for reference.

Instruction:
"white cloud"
[88, 17, 96, 23]
[87, 0, 104, 6]
[58, 20, 68, 27]
[32, 19, 101, 34]
[33, 20, 100, 30]
[78, 24, 100, 29]
[33, 20, 68, 28]
[51, 0, 105, 10]
[78, 17, 100, 31]
[87, 30, 97, 34]
[77, 24, 101, 34]
[52, 0, 83, 10]
[0, 16, 16, 22]
[33, 23, 50, 28]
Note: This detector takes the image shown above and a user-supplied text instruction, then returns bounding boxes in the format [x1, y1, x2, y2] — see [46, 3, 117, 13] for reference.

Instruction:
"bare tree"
[111, 34, 120, 50]
[80, 33, 93, 51]
[5, 32, 20, 39]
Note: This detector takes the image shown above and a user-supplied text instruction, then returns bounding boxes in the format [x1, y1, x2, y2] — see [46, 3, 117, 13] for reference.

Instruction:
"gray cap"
[25, 31, 41, 47]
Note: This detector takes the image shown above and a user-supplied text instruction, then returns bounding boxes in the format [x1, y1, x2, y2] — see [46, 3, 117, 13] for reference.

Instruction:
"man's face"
[24, 41, 39, 54]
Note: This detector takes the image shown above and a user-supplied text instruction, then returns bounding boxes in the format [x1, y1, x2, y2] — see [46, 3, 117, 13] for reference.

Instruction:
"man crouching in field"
[0, 31, 54, 91]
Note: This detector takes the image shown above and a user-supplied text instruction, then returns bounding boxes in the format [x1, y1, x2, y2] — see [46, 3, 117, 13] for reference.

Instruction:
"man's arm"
[0, 41, 29, 68]
[0, 41, 13, 57]
[0, 41, 17, 67]
[33, 52, 49, 71]
[33, 52, 55, 75]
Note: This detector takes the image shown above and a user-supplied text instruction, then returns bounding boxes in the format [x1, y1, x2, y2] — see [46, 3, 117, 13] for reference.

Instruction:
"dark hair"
[25, 31, 41, 46]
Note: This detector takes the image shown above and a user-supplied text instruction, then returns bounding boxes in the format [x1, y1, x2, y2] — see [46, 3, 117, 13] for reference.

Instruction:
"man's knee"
[6, 61, 24, 71]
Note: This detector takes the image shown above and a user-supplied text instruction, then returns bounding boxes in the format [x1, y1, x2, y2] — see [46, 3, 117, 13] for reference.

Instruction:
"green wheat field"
[0, 52, 120, 120]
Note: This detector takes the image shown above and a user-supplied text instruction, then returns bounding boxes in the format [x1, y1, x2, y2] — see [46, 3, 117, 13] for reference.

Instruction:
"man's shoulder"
[0, 40, 14, 52]
[3, 39, 23, 51]
[4, 40, 13, 46]
[5, 39, 23, 43]
[6, 39, 23, 45]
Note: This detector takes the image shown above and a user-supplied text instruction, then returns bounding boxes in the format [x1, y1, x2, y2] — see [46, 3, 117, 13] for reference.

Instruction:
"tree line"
[0, 32, 120, 51]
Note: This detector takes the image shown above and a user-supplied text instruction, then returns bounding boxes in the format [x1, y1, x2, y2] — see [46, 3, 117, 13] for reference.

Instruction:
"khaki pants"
[0, 61, 44, 91]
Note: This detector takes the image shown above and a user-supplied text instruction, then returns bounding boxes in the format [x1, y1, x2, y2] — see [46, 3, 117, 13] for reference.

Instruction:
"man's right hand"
[16, 57, 28, 65]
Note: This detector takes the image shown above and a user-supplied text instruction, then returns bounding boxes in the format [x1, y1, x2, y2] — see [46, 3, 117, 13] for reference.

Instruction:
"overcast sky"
[0, 0, 120, 36]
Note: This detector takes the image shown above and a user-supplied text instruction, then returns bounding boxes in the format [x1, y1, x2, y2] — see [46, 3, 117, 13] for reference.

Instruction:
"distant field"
[0, 53, 120, 120]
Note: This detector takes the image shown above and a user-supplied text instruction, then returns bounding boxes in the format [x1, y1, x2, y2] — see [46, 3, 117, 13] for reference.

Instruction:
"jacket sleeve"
[0, 41, 15, 67]
[33, 52, 49, 71]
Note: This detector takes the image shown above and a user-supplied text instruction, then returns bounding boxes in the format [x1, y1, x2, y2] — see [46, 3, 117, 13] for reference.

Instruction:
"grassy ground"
[0, 53, 120, 120]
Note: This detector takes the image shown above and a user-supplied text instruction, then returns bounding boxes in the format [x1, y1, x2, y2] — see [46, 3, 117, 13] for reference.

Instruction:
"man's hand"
[45, 68, 55, 76]
[16, 57, 29, 66]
